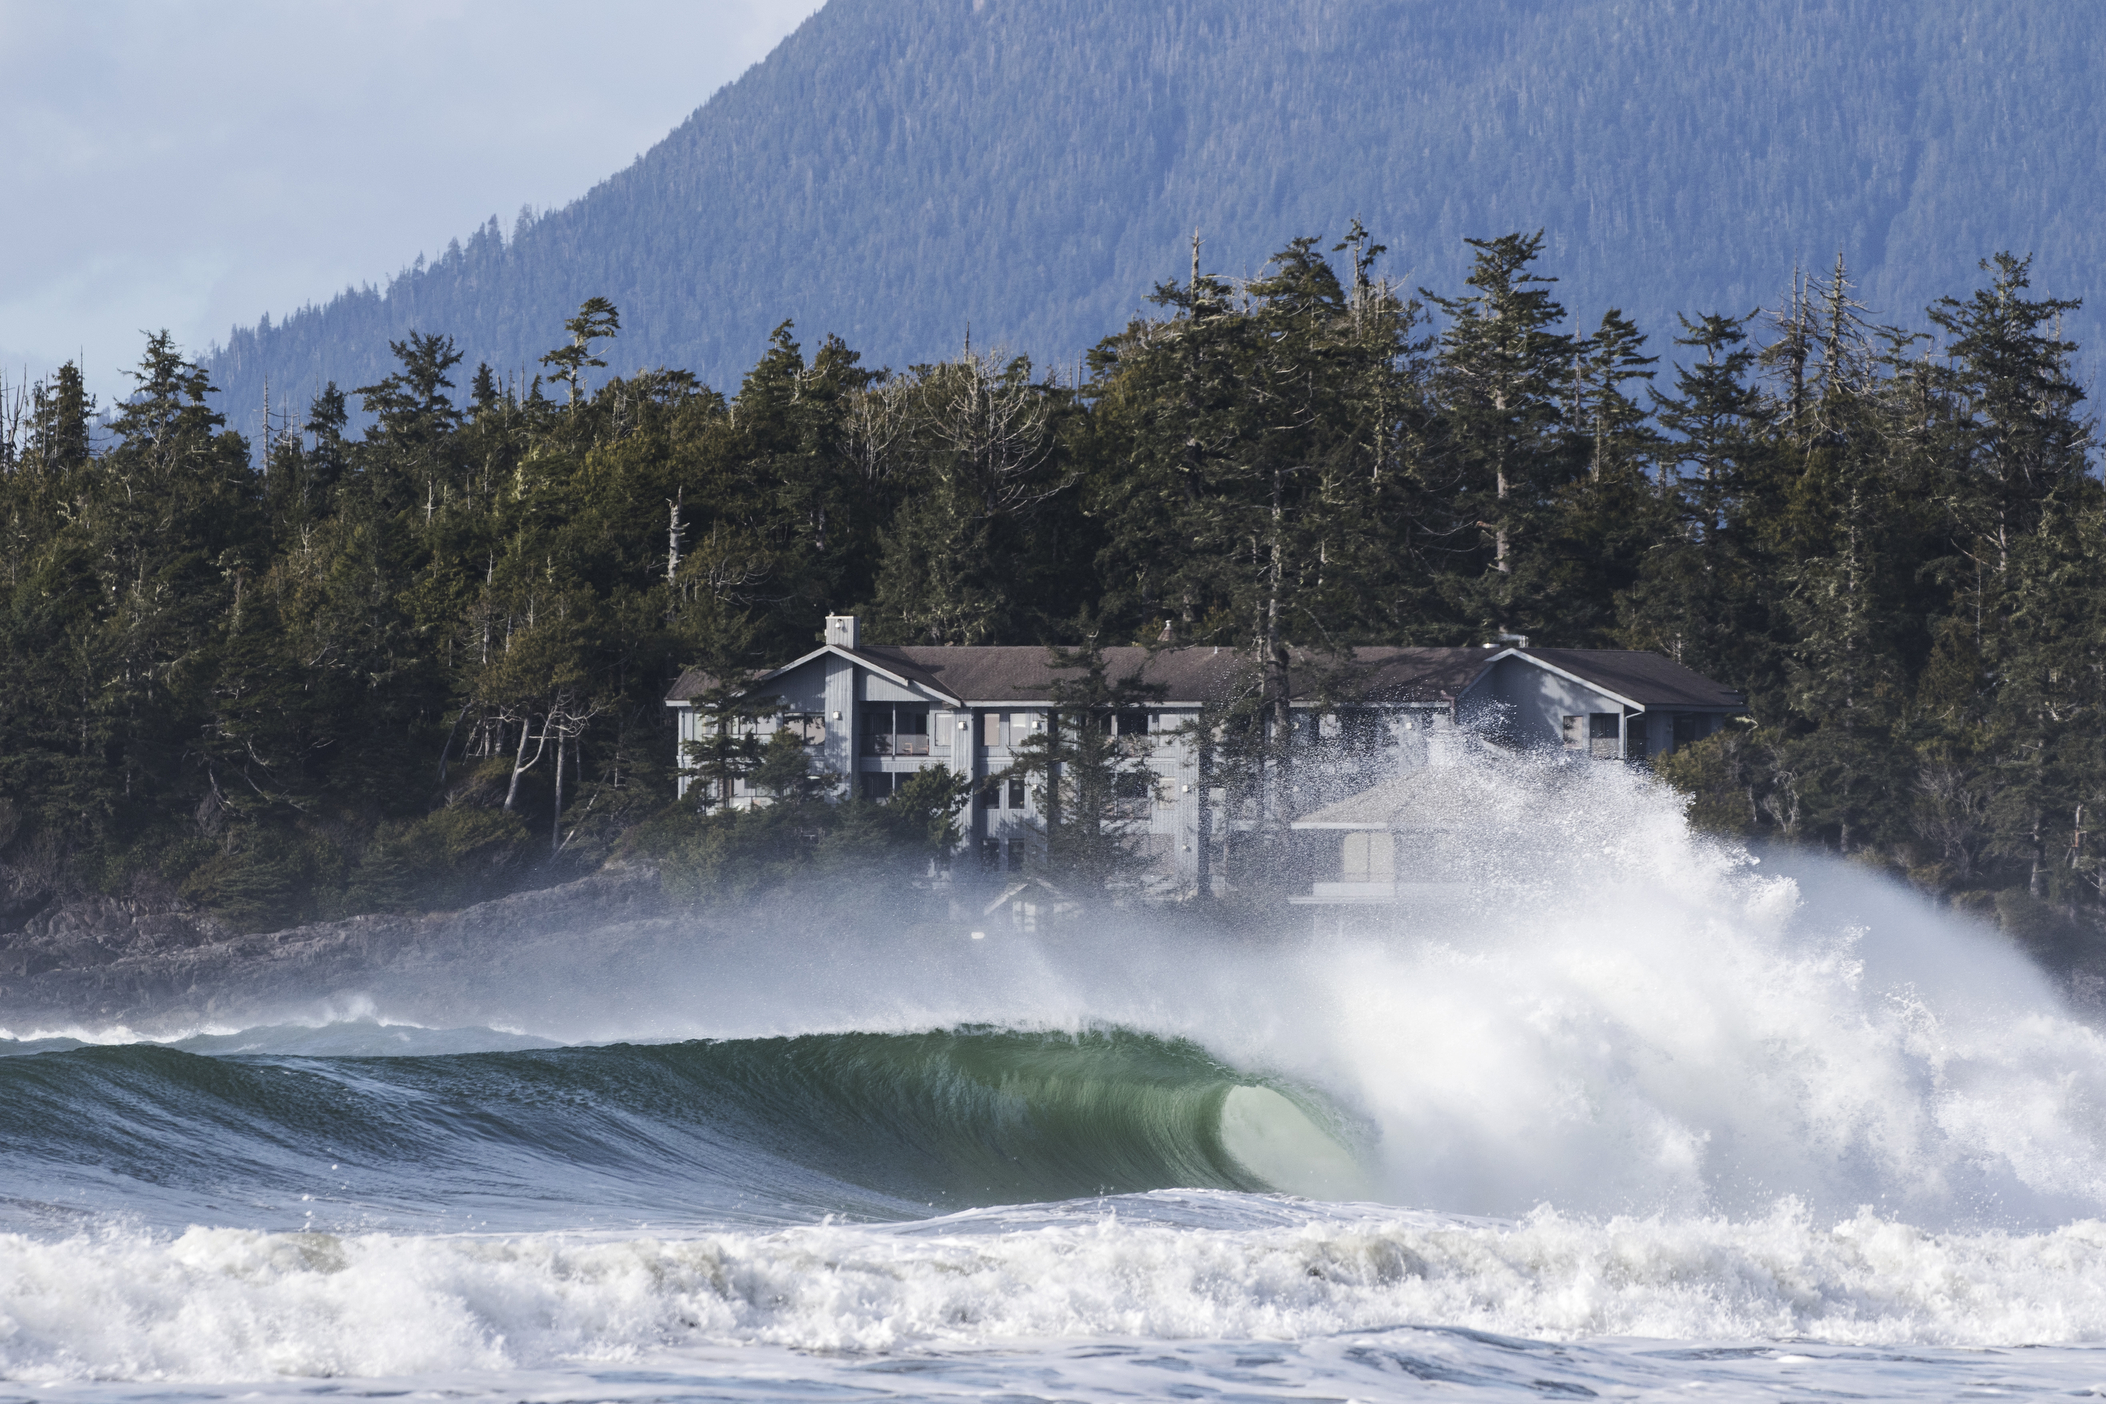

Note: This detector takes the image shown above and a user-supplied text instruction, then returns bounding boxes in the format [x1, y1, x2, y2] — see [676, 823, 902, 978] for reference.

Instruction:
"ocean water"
[7, 753, 2106, 1400]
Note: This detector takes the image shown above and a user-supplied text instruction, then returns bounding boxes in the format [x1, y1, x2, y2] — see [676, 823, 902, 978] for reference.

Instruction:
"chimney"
[826, 614, 860, 649]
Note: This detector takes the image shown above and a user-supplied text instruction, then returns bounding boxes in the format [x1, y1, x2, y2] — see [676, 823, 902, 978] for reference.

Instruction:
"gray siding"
[1464, 657, 1621, 750]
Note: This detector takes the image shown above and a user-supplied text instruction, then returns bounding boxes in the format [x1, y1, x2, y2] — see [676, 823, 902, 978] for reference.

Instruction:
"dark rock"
[0, 866, 673, 1037]
[0, 888, 51, 933]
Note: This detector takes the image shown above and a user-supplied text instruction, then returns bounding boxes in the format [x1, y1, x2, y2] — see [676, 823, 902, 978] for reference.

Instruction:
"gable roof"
[668, 643, 1492, 707]
[666, 641, 1744, 711]
[663, 643, 950, 706]
[867, 644, 1243, 704]
[1498, 648, 1746, 709]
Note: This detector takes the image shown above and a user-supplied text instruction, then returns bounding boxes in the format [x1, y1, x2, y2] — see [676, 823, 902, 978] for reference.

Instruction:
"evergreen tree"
[1551, 308, 1668, 644]
[1926, 255, 2099, 902]
[540, 297, 621, 407]
[1623, 312, 1779, 696]
[1424, 231, 1579, 640]
[1765, 261, 1918, 851]
[678, 673, 780, 813]
[355, 330, 467, 523]
[1004, 637, 1166, 901]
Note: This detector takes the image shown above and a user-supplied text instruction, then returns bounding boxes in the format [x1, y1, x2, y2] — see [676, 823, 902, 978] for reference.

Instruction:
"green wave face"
[653, 1026, 1368, 1206]
[1216, 1085, 1374, 1201]
[0, 1026, 1371, 1229]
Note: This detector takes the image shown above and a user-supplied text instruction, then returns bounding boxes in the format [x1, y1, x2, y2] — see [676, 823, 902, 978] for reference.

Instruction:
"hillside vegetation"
[5, 229, 2103, 967]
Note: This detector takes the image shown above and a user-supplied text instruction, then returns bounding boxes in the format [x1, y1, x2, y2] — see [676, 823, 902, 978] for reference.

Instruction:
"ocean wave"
[0, 1029, 1364, 1232]
[7, 1200, 2106, 1382]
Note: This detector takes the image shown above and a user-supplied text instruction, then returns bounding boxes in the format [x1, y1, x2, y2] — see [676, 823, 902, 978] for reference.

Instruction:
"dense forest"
[208, 0, 2106, 447]
[3, 230, 2100, 953]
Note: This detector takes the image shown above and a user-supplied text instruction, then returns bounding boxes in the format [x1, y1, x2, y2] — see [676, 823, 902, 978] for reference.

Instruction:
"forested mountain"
[207, 0, 2106, 443]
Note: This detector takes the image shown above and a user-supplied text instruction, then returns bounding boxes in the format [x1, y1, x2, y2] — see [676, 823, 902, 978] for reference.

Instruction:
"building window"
[1562, 715, 1584, 750]
[1342, 831, 1396, 881]
[780, 713, 825, 745]
[1589, 713, 1621, 759]
[1337, 709, 1386, 752]
[981, 712, 1043, 748]
[861, 772, 901, 802]
[1673, 713, 1701, 749]
[862, 705, 930, 756]
[1006, 775, 1026, 809]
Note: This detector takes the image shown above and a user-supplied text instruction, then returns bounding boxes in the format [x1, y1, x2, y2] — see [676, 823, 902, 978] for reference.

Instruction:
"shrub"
[345, 807, 531, 913]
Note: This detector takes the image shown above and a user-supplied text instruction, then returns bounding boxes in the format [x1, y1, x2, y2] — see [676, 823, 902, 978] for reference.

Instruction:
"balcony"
[862, 704, 931, 757]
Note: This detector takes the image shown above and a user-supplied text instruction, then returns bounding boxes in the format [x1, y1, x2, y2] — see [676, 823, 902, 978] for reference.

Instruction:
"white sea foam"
[7, 1202, 2106, 1384]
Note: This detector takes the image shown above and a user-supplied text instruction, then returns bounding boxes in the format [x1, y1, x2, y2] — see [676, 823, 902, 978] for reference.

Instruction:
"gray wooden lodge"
[664, 615, 1745, 891]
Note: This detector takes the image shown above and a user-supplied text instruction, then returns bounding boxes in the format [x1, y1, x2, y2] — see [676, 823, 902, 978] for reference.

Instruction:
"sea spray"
[11, 749, 2106, 1231]
[10, 749, 2106, 1395]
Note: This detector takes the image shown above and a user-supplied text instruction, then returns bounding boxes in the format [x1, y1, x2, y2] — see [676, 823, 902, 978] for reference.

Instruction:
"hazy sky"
[0, 0, 822, 406]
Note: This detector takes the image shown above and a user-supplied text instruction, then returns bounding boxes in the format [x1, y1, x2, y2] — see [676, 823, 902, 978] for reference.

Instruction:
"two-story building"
[664, 615, 1746, 890]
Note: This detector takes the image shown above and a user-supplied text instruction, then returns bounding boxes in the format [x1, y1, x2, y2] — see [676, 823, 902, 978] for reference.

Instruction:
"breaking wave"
[9, 749, 2106, 1392]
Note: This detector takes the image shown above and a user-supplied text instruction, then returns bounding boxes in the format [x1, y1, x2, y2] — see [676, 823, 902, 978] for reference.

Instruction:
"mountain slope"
[209, 0, 2106, 431]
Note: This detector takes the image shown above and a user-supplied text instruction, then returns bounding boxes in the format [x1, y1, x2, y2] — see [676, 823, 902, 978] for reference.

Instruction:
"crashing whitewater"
[7, 749, 2106, 1400]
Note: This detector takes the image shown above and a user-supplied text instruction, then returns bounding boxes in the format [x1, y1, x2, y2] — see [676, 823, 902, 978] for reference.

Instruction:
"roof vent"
[826, 614, 860, 649]
[1495, 633, 1530, 648]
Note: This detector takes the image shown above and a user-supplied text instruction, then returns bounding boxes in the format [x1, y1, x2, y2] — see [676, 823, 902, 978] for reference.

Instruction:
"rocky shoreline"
[0, 868, 683, 1037]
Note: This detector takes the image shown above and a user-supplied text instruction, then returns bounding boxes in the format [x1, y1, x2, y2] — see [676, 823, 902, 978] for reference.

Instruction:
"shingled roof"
[664, 642, 1746, 711]
[667, 644, 1496, 706]
[1513, 648, 1746, 708]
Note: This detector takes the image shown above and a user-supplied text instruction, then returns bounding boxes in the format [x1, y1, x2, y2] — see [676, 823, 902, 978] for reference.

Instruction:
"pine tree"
[1003, 637, 1166, 902]
[1550, 308, 1667, 644]
[355, 331, 467, 523]
[1623, 312, 1779, 695]
[539, 297, 620, 408]
[1766, 259, 1921, 852]
[1927, 254, 2099, 903]
[677, 671, 780, 813]
[1424, 232, 1579, 640]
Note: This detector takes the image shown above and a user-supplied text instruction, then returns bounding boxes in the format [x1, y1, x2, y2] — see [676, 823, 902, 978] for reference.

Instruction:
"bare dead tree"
[925, 351, 1068, 519]
[543, 688, 605, 854]
[844, 373, 913, 485]
[1915, 761, 2000, 884]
